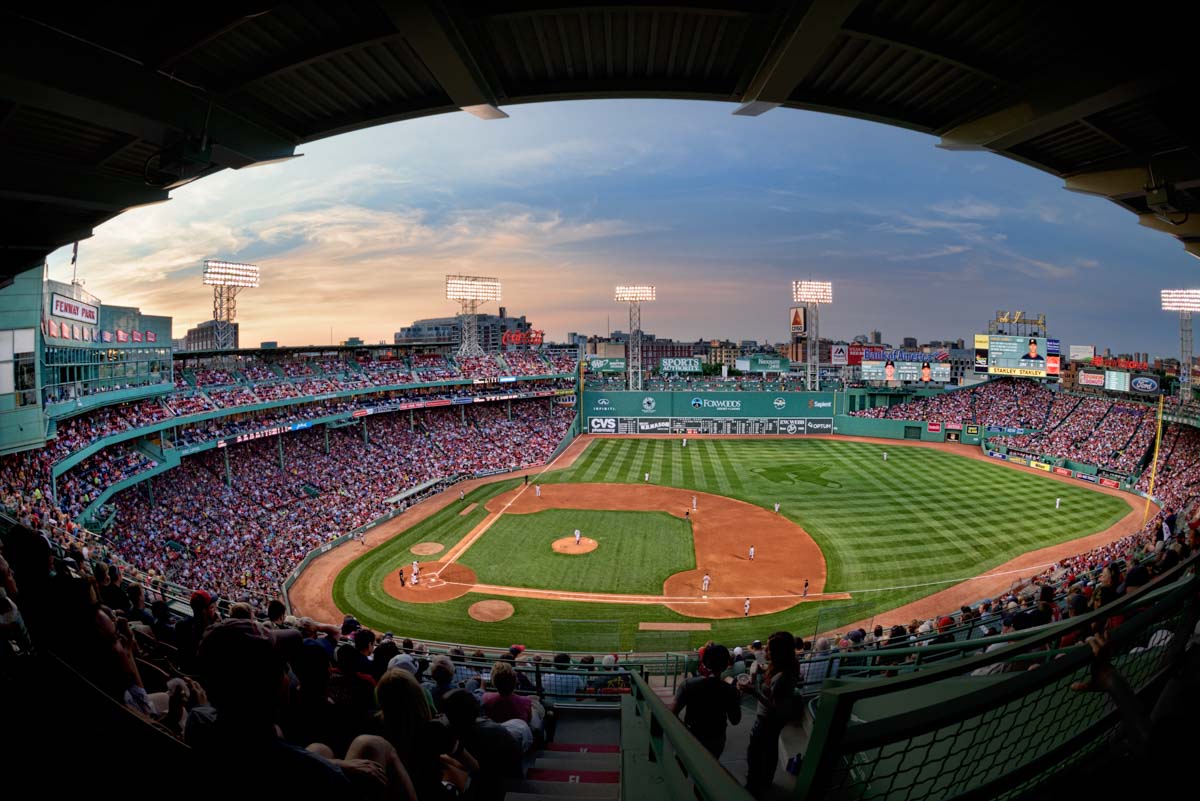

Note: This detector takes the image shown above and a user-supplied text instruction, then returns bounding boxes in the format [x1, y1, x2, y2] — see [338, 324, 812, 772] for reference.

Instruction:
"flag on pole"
[71, 242, 78, 265]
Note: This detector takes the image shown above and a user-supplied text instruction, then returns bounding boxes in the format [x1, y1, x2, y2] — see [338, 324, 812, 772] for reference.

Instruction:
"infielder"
[749, 544, 756, 561]
[692, 496, 697, 511]
[701, 572, 711, 593]
[803, 578, 809, 598]
[574, 528, 582, 546]
[744, 597, 751, 617]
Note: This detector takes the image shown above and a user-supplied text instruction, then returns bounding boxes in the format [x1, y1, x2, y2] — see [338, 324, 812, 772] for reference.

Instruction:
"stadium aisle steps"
[511, 744, 621, 799]
[545, 742, 620, 753]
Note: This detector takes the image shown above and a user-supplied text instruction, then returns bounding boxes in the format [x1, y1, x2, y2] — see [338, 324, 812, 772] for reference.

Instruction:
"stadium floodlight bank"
[793, 280, 833, 391]
[615, 285, 656, 391]
[446, 274, 502, 301]
[202, 260, 259, 288]
[447, 274, 501, 358]
[1162, 289, 1200, 401]
[614, 285, 656, 302]
[203, 260, 259, 350]
[792, 280, 833, 304]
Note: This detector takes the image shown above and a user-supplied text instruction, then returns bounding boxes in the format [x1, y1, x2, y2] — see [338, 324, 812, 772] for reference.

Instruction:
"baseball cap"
[733, 646, 743, 657]
[848, 629, 864, 643]
[341, 615, 361, 635]
[190, 590, 213, 609]
[937, 616, 954, 631]
[751, 640, 762, 648]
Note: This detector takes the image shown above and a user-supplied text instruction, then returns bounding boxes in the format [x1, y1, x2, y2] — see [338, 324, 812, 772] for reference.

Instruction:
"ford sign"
[1131, 376, 1159, 393]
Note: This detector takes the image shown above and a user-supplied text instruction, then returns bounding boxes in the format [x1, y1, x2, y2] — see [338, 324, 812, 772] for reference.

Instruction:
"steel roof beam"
[733, 0, 861, 116]
[937, 74, 1159, 153]
[378, 0, 507, 119]
[0, 156, 169, 213]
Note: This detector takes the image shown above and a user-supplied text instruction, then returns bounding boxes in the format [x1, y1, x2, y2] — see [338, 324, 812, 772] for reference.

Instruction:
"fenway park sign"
[502, 330, 544, 346]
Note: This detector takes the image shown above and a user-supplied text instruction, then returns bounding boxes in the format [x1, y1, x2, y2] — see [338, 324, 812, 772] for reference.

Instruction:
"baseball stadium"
[2, 4, 1199, 801]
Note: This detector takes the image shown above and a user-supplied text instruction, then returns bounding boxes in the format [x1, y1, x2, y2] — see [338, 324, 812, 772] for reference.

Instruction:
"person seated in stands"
[373, 667, 473, 800]
[422, 655, 461, 709]
[589, 653, 630, 691]
[440, 689, 524, 801]
[540, 651, 585, 700]
[481, 660, 543, 752]
[671, 644, 742, 758]
[185, 618, 417, 799]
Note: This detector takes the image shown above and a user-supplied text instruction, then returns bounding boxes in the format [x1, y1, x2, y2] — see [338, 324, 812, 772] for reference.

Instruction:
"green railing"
[793, 553, 1199, 800]
[623, 671, 756, 801]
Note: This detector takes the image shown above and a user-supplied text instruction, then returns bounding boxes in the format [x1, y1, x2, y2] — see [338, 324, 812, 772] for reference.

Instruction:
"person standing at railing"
[740, 630, 800, 797]
[671, 644, 741, 758]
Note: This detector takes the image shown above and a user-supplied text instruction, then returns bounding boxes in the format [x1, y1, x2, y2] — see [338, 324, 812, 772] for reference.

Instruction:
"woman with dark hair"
[740, 631, 799, 796]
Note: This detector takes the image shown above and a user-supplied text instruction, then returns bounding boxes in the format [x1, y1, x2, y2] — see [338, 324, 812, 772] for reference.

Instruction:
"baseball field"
[328, 437, 1133, 650]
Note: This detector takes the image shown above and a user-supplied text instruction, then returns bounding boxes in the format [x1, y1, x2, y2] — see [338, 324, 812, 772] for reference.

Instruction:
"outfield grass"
[333, 439, 1133, 650]
[459, 509, 694, 594]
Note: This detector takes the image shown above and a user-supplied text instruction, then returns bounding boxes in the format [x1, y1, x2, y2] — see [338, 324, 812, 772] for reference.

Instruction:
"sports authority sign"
[50, 293, 99, 325]
[660, 357, 702, 373]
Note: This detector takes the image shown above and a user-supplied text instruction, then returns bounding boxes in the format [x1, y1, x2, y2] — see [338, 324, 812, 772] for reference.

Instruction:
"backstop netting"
[632, 629, 692, 655]
[812, 601, 876, 641]
[551, 618, 621, 653]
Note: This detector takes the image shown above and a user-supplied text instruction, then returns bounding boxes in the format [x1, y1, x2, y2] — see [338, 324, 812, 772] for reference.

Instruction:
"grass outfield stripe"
[334, 438, 1132, 649]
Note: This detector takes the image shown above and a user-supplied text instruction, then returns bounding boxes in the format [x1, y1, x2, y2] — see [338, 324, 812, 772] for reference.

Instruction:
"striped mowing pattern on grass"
[333, 438, 1131, 650]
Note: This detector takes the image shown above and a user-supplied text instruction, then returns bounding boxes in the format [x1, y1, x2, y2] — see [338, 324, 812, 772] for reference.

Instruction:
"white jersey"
[692, 496, 697, 510]
[701, 574, 710, 591]
[773, 503, 780, 513]
[574, 529, 581, 543]
[644, 472, 649, 482]
[412, 560, 419, 573]
[749, 546, 755, 560]
[1056, 498, 1061, 509]
[744, 599, 751, 614]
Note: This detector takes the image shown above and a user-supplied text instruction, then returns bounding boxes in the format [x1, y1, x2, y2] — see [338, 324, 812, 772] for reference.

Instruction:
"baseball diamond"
[319, 434, 1135, 649]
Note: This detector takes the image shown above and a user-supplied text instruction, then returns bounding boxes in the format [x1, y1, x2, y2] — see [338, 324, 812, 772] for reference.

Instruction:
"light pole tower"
[615, 286, 656, 391]
[1162, 289, 1200, 401]
[793, 280, 833, 391]
[203, 260, 259, 351]
[446, 275, 502, 358]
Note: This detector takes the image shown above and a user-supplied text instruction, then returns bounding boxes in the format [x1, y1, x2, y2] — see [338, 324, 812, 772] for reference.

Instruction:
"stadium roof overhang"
[3, 1, 1198, 286]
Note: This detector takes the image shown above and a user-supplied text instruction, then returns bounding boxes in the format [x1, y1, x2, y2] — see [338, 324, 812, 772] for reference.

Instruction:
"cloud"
[888, 245, 971, 262]
[929, 197, 1001, 220]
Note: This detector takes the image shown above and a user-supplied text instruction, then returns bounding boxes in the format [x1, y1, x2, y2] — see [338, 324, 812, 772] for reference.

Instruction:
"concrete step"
[526, 767, 620, 784]
[506, 779, 618, 797]
[504, 794, 614, 801]
[545, 742, 620, 754]
[531, 752, 620, 769]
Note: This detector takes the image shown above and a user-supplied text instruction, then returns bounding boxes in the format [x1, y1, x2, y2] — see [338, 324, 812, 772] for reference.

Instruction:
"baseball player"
[744, 597, 751, 617]
[644, 471, 650, 482]
[1055, 497, 1061, 510]
[773, 502, 780, 514]
[411, 570, 420, 586]
[459, 489, 464, 501]
[749, 544, 755, 561]
[685, 509, 690, 521]
[803, 578, 809, 598]
[701, 572, 711, 593]
[883, 451, 888, 462]
[574, 528, 582, 546]
[692, 496, 697, 511]
[535, 484, 541, 498]
[682, 437, 688, 448]
[398, 569, 406, 588]
[412, 559, 419, 575]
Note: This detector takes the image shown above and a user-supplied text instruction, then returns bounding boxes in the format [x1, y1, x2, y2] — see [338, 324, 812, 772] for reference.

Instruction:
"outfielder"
[682, 437, 688, 448]
[883, 451, 888, 462]
[644, 471, 650, 482]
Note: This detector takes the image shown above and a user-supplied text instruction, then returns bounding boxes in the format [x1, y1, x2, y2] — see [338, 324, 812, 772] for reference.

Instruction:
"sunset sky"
[43, 99, 1197, 355]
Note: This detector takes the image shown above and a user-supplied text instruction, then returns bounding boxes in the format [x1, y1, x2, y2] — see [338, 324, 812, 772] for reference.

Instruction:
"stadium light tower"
[447, 275, 502, 358]
[615, 285, 656, 391]
[203, 260, 259, 351]
[793, 280, 833, 391]
[1161, 289, 1200, 401]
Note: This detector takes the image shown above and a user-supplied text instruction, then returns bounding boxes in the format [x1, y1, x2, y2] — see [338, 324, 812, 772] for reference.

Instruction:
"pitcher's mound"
[410, 542, 444, 556]
[469, 600, 515, 622]
[552, 536, 598, 554]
